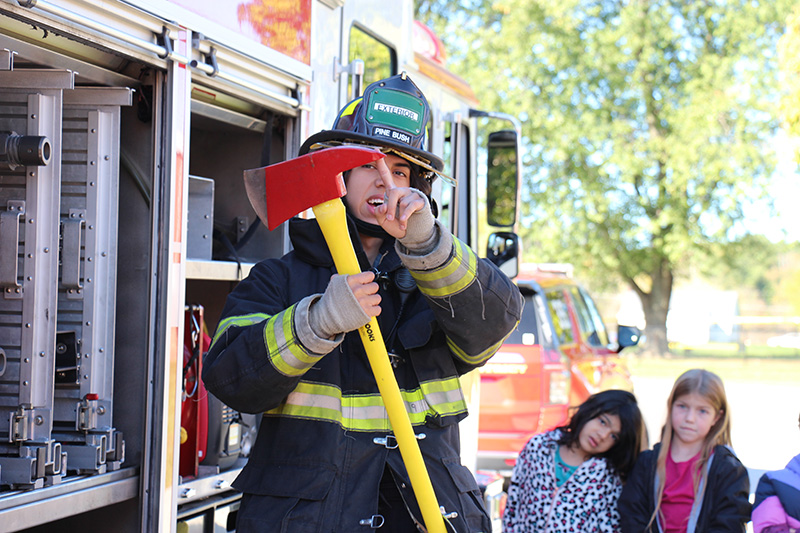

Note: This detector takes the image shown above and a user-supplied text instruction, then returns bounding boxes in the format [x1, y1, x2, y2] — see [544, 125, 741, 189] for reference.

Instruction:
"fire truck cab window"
[438, 121, 454, 232]
[546, 290, 575, 345]
[574, 286, 610, 347]
[349, 26, 396, 91]
[505, 291, 539, 344]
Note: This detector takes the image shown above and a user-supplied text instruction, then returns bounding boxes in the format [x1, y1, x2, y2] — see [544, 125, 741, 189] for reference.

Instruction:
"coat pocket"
[398, 307, 436, 350]
[442, 456, 491, 532]
[234, 461, 336, 533]
[401, 318, 469, 428]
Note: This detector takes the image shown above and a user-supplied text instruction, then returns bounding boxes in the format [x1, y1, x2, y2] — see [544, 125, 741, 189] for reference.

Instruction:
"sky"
[743, 129, 800, 243]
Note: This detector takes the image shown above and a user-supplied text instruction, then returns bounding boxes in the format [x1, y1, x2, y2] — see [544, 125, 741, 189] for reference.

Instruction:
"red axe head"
[243, 146, 386, 231]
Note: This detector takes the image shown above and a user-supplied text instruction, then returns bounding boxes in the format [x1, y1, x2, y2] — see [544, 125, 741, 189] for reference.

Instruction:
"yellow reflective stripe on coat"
[419, 377, 469, 415]
[264, 305, 324, 377]
[266, 378, 468, 431]
[446, 324, 517, 365]
[211, 312, 271, 345]
[410, 239, 477, 298]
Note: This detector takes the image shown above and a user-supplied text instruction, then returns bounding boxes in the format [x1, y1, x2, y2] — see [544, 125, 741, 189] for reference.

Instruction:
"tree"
[778, 4, 800, 154]
[698, 234, 781, 304]
[418, 0, 794, 355]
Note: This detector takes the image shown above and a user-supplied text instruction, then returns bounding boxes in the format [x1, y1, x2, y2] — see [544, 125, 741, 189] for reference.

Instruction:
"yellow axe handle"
[312, 198, 446, 533]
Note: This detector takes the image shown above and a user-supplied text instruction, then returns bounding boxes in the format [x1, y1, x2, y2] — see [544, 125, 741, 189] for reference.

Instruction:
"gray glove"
[397, 190, 437, 254]
[308, 274, 371, 339]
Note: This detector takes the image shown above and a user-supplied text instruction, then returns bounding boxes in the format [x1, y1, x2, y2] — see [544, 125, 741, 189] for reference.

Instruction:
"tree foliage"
[417, 0, 794, 354]
[778, 4, 800, 155]
[782, 261, 800, 315]
[697, 234, 781, 304]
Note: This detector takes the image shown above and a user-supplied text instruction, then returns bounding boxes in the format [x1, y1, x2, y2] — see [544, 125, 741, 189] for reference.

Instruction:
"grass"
[625, 353, 800, 383]
[668, 342, 800, 359]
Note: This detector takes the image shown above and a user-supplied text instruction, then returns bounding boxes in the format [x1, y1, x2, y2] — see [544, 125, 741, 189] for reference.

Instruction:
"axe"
[244, 146, 447, 533]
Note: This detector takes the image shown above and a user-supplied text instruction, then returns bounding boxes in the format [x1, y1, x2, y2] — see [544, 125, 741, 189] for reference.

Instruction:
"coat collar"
[288, 215, 402, 273]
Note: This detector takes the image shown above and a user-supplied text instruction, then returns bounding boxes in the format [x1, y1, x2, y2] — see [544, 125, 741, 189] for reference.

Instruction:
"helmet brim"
[299, 130, 453, 186]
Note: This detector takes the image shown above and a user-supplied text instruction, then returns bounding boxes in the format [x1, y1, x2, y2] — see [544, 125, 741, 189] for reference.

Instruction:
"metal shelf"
[177, 459, 246, 506]
[0, 467, 139, 531]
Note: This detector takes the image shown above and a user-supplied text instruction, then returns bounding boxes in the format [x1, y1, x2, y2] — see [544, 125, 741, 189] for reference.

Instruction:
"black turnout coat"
[203, 216, 523, 532]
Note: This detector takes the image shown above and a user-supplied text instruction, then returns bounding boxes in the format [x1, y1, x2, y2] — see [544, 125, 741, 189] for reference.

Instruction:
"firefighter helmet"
[299, 72, 451, 185]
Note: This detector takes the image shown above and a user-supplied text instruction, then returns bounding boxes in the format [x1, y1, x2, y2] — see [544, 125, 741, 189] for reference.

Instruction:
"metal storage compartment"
[0, 64, 73, 489]
[51, 87, 132, 475]
[187, 175, 215, 260]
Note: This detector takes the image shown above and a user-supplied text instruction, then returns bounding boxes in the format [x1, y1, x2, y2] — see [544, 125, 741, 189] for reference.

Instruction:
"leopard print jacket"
[502, 429, 623, 532]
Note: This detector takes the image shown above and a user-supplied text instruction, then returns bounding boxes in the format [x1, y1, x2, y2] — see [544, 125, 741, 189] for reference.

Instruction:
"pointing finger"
[375, 158, 400, 221]
[375, 157, 397, 191]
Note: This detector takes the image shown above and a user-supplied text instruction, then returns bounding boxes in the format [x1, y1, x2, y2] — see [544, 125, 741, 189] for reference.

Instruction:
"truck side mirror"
[486, 130, 519, 228]
[617, 325, 641, 352]
[486, 231, 520, 279]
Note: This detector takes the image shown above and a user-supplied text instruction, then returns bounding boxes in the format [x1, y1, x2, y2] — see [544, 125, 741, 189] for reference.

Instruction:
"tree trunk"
[633, 257, 674, 357]
[641, 307, 669, 356]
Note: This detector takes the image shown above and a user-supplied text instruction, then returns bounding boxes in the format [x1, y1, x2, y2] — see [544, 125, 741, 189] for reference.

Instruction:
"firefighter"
[202, 73, 523, 532]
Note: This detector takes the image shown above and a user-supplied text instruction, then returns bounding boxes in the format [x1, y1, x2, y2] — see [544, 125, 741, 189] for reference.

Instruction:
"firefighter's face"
[344, 154, 412, 225]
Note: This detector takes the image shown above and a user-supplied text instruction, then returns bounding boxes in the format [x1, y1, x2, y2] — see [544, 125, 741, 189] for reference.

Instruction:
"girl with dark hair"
[503, 389, 645, 532]
[618, 369, 751, 532]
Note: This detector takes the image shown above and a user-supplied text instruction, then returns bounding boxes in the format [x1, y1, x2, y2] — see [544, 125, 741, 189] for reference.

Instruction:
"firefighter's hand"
[373, 159, 435, 245]
[308, 272, 380, 339]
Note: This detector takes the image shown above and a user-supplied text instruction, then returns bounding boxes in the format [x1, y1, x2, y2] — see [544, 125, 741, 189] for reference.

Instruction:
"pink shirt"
[661, 451, 701, 533]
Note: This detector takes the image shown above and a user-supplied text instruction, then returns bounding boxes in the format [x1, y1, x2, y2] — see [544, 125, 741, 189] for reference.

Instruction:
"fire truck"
[0, 0, 521, 530]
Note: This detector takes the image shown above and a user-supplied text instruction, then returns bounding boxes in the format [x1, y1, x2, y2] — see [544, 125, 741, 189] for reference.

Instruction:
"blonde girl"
[618, 369, 751, 532]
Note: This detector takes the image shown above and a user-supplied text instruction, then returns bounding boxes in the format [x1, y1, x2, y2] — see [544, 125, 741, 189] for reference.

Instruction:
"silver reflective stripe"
[423, 387, 463, 407]
[411, 239, 476, 298]
[265, 380, 464, 431]
[264, 307, 323, 377]
[286, 390, 341, 411]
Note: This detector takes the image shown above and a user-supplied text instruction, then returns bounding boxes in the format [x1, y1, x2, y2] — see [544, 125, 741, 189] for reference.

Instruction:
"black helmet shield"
[299, 72, 453, 185]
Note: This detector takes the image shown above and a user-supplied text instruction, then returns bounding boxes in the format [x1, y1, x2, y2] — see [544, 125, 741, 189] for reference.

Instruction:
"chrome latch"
[373, 433, 427, 449]
[359, 515, 385, 528]
[441, 506, 459, 520]
[373, 435, 398, 449]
